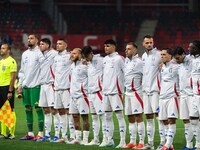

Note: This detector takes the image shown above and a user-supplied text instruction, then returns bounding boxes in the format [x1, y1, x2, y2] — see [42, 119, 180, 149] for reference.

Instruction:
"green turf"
[0, 98, 190, 149]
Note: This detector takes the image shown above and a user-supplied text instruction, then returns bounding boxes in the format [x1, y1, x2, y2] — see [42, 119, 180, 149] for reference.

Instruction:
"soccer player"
[81, 46, 107, 146]
[69, 48, 90, 145]
[159, 48, 179, 150]
[102, 39, 126, 148]
[122, 42, 145, 149]
[52, 39, 75, 142]
[36, 38, 60, 142]
[0, 43, 17, 140]
[173, 46, 193, 150]
[142, 35, 162, 149]
[188, 40, 200, 150]
[18, 34, 44, 140]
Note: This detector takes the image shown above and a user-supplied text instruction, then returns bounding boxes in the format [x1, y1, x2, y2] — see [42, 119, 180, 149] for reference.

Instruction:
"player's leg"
[101, 95, 114, 147]
[122, 95, 136, 148]
[112, 94, 126, 148]
[20, 88, 35, 140]
[143, 92, 155, 148]
[180, 96, 193, 149]
[32, 86, 44, 140]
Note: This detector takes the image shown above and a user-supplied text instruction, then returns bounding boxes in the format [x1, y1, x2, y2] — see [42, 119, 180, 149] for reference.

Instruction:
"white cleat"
[115, 142, 126, 148]
[85, 139, 100, 146]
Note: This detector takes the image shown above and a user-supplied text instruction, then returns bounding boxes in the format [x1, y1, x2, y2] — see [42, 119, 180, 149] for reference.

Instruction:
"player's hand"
[17, 87, 22, 93]
[7, 93, 13, 100]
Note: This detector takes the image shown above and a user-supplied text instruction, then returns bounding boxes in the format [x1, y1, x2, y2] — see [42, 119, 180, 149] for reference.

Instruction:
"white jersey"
[87, 55, 103, 94]
[191, 55, 200, 95]
[103, 52, 125, 95]
[160, 60, 179, 100]
[70, 60, 88, 98]
[178, 55, 193, 96]
[53, 50, 71, 90]
[18, 46, 43, 88]
[124, 54, 143, 96]
[142, 48, 162, 94]
[40, 49, 58, 85]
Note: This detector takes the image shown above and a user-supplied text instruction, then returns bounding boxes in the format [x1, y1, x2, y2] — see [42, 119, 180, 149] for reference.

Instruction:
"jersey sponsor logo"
[81, 109, 85, 113]
[98, 110, 102, 113]
[134, 109, 138, 112]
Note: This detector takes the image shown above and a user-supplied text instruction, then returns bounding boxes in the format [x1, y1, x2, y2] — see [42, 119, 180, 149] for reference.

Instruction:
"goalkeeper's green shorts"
[22, 86, 40, 107]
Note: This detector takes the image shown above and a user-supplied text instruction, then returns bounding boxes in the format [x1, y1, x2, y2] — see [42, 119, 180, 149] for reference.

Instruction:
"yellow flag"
[0, 100, 14, 130]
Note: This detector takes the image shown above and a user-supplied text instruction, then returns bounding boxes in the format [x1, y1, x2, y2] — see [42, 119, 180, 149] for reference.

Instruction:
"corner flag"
[0, 100, 14, 129]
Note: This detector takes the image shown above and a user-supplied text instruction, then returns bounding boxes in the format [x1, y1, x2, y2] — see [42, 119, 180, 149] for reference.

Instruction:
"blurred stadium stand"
[0, 0, 200, 56]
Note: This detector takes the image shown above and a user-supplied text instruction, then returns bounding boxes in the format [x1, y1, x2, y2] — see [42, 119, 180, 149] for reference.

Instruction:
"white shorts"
[143, 92, 159, 114]
[103, 94, 123, 112]
[39, 84, 55, 107]
[190, 95, 200, 117]
[89, 92, 104, 115]
[179, 95, 193, 120]
[69, 96, 90, 115]
[158, 97, 179, 120]
[125, 92, 143, 115]
[54, 89, 70, 109]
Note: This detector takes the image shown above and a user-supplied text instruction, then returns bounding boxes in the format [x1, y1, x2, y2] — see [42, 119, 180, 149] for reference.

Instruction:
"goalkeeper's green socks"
[35, 107, 44, 132]
[25, 107, 33, 132]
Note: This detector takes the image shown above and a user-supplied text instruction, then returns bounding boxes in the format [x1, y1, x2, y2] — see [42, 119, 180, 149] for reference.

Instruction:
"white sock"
[68, 114, 75, 139]
[138, 121, 145, 144]
[92, 115, 100, 141]
[105, 112, 114, 141]
[191, 120, 200, 148]
[44, 113, 52, 136]
[28, 132, 34, 137]
[115, 111, 126, 144]
[164, 124, 169, 140]
[60, 114, 68, 138]
[75, 130, 82, 141]
[184, 123, 193, 148]
[129, 122, 137, 144]
[38, 131, 43, 137]
[100, 114, 107, 141]
[83, 130, 89, 142]
[53, 113, 60, 137]
[166, 124, 176, 148]
[158, 120, 165, 145]
[146, 119, 155, 145]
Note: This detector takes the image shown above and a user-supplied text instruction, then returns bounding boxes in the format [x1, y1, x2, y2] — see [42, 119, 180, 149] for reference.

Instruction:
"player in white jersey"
[102, 39, 126, 148]
[158, 48, 179, 150]
[188, 40, 200, 149]
[35, 38, 60, 142]
[173, 46, 194, 150]
[122, 42, 145, 149]
[141, 35, 162, 149]
[68, 48, 90, 145]
[18, 34, 44, 140]
[81, 46, 107, 146]
[52, 39, 75, 143]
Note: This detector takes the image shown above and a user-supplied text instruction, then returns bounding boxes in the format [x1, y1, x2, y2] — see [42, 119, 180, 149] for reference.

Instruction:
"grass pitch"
[0, 98, 188, 149]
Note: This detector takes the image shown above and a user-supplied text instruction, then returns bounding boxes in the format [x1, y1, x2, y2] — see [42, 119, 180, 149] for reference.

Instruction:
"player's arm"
[8, 71, 17, 100]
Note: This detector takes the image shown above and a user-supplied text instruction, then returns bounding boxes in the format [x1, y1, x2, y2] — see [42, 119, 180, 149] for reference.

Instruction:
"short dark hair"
[58, 38, 67, 43]
[81, 46, 92, 56]
[143, 35, 153, 39]
[40, 38, 51, 48]
[162, 48, 173, 55]
[127, 42, 138, 49]
[104, 39, 117, 47]
[1, 43, 11, 51]
[172, 46, 186, 56]
[192, 40, 200, 55]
